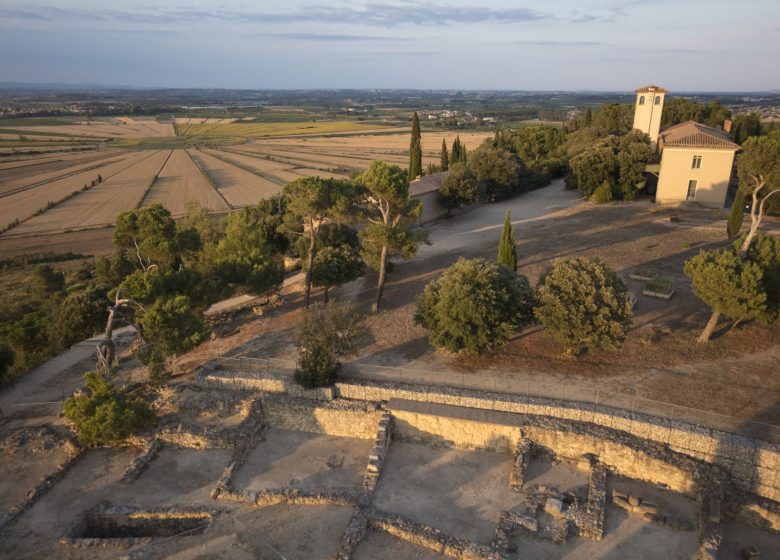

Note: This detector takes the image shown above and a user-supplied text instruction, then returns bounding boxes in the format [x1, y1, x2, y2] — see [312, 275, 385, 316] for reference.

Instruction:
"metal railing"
[213, 356, 780, 443]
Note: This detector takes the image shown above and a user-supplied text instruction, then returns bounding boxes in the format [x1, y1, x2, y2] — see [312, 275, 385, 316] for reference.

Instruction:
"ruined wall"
[389, 400, 699, 496]
[336, 380, 780, 502]
[262, 395, 381, 439]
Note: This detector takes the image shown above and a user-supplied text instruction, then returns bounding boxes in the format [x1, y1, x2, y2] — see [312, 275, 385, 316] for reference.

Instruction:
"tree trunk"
[304, 235, 316, 307]
[323, 286, 329, 304]
[698, 310, 721, 343]
[373, 244, 389, 312]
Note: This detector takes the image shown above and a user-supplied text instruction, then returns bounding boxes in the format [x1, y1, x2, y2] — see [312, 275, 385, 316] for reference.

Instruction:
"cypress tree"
[409, 112, 422, 181]
[727, 189, 746, 239]
[497, 209, 517, 272]
[440, 139, 449, 171]
[461, 144, 467, 164]
[450, 136, 461, 165]
[584, 107, 593, 127]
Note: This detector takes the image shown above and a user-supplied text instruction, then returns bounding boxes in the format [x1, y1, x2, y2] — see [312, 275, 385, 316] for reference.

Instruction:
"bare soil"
[373, 441, 522, 544]
[232, 427, 372, 493]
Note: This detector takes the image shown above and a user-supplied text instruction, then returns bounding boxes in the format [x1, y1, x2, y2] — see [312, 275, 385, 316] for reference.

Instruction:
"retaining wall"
[335, 380, 780, 502]
[262, 395, 382, 439]
[389, 399, 700, 496]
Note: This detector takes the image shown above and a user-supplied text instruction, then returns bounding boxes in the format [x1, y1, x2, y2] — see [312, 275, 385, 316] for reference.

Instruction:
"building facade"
[654, 121, 739, 207]
[633, 85, 739, 208]
[632, 85, 667, 149]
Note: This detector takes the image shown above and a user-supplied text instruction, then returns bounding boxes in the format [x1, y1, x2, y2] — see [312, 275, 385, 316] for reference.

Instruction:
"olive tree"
[415, 258, 534, 354]
[534, 257, 633, 355]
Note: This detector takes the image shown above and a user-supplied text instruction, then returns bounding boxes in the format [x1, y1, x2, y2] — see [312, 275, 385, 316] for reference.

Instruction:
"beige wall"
[656, 147, 736, 208]
[414, 190, 447, 223]
[632, 92, 665, 147]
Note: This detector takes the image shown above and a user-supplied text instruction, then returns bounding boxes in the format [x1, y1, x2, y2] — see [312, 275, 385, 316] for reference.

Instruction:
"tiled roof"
[660, 121, 740, 150]
[410, 171, 447, 196]
[635, 84, 669, 93]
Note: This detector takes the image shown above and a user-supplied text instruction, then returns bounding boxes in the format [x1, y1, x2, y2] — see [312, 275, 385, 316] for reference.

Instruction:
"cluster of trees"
[0, 262, 112, 384]
[688, 131, 780, 342]
[415, 215, 632, 356]
[567, 130, 653, 202]
[661, 98, 730, 129]
[437, 125, 571, 214]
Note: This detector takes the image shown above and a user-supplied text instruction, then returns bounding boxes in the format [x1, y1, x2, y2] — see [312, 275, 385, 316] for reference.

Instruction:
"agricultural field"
[0, 122, 489, 256]
[9, 150, 170, 235]
[0, 151, 143, 231]
[8, 117, 175, 139]
[174, 120, 387, 141]
[187, 148, 281, 207]
[142, 149, 230, 215]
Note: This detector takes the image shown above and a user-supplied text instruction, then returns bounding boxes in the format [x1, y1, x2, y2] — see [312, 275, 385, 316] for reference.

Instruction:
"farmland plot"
[203, 148, 304, 184]
[142, 149, 229, 215]
[0, 150, 129, 195]
[0, 151, 148, 230]
[9, 150, 170, 235]
[11, 118, 174, 139]
[187, 149, 281, 207]
[234, 146, 367, 170]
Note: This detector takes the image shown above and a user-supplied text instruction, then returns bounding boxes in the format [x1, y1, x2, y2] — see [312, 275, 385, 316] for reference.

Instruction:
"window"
[638, 95, 645, 105]
[691, 155, 702, 169]
[686, 180, 697, 201]
[654, 96, 661, 105]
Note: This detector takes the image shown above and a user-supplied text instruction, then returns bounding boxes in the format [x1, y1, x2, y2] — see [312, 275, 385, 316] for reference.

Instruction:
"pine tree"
[440, 139, 449, 171]
[497, 209, 517, 272]
[409, 112, 422, 181]
[727, 189, 746, 239]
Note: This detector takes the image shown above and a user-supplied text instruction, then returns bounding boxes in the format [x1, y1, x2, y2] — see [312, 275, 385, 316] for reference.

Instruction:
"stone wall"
[196, 367, 334, 401]
[335, 379, 780, 502]
[262, 395, 382, 439]
[389, 399, 703, 496]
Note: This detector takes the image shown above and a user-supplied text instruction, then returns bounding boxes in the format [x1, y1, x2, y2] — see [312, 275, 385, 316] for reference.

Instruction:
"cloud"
[0, 2, 555, 27]
[258, 32, 410, 42]
[516, 40, 605, 46]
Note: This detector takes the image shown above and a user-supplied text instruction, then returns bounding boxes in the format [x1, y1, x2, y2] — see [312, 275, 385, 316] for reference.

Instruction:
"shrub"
[534, 257, 633, 355]
[0, 344, 14, 382]
[415, 258, 535, 354]
[645, 275, 673, 294]
[590, 180, 613, 203]
[64, 372, 155, 446]
[294, 303, 364, 388]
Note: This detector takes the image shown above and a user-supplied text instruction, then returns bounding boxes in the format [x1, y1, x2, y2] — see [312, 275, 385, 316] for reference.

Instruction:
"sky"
[0, 0, 778, 91]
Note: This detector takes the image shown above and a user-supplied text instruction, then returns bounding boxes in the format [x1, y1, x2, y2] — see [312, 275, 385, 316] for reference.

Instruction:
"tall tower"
[632, 84, 667, 149]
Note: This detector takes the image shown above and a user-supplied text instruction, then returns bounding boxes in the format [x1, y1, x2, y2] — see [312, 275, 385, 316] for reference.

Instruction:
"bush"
[0, 344, 14, 382]
[294, 303, 364, 388]
[51, 287, 107, 348]
[415, 258, 535, 354]
[534, 257, 633, 355]
[590, 180, 613, 203]
[64, 372, 155, 446]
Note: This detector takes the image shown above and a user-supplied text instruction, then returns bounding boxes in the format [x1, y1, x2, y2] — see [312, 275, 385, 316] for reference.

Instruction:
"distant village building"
[634, 85, 739, 208]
